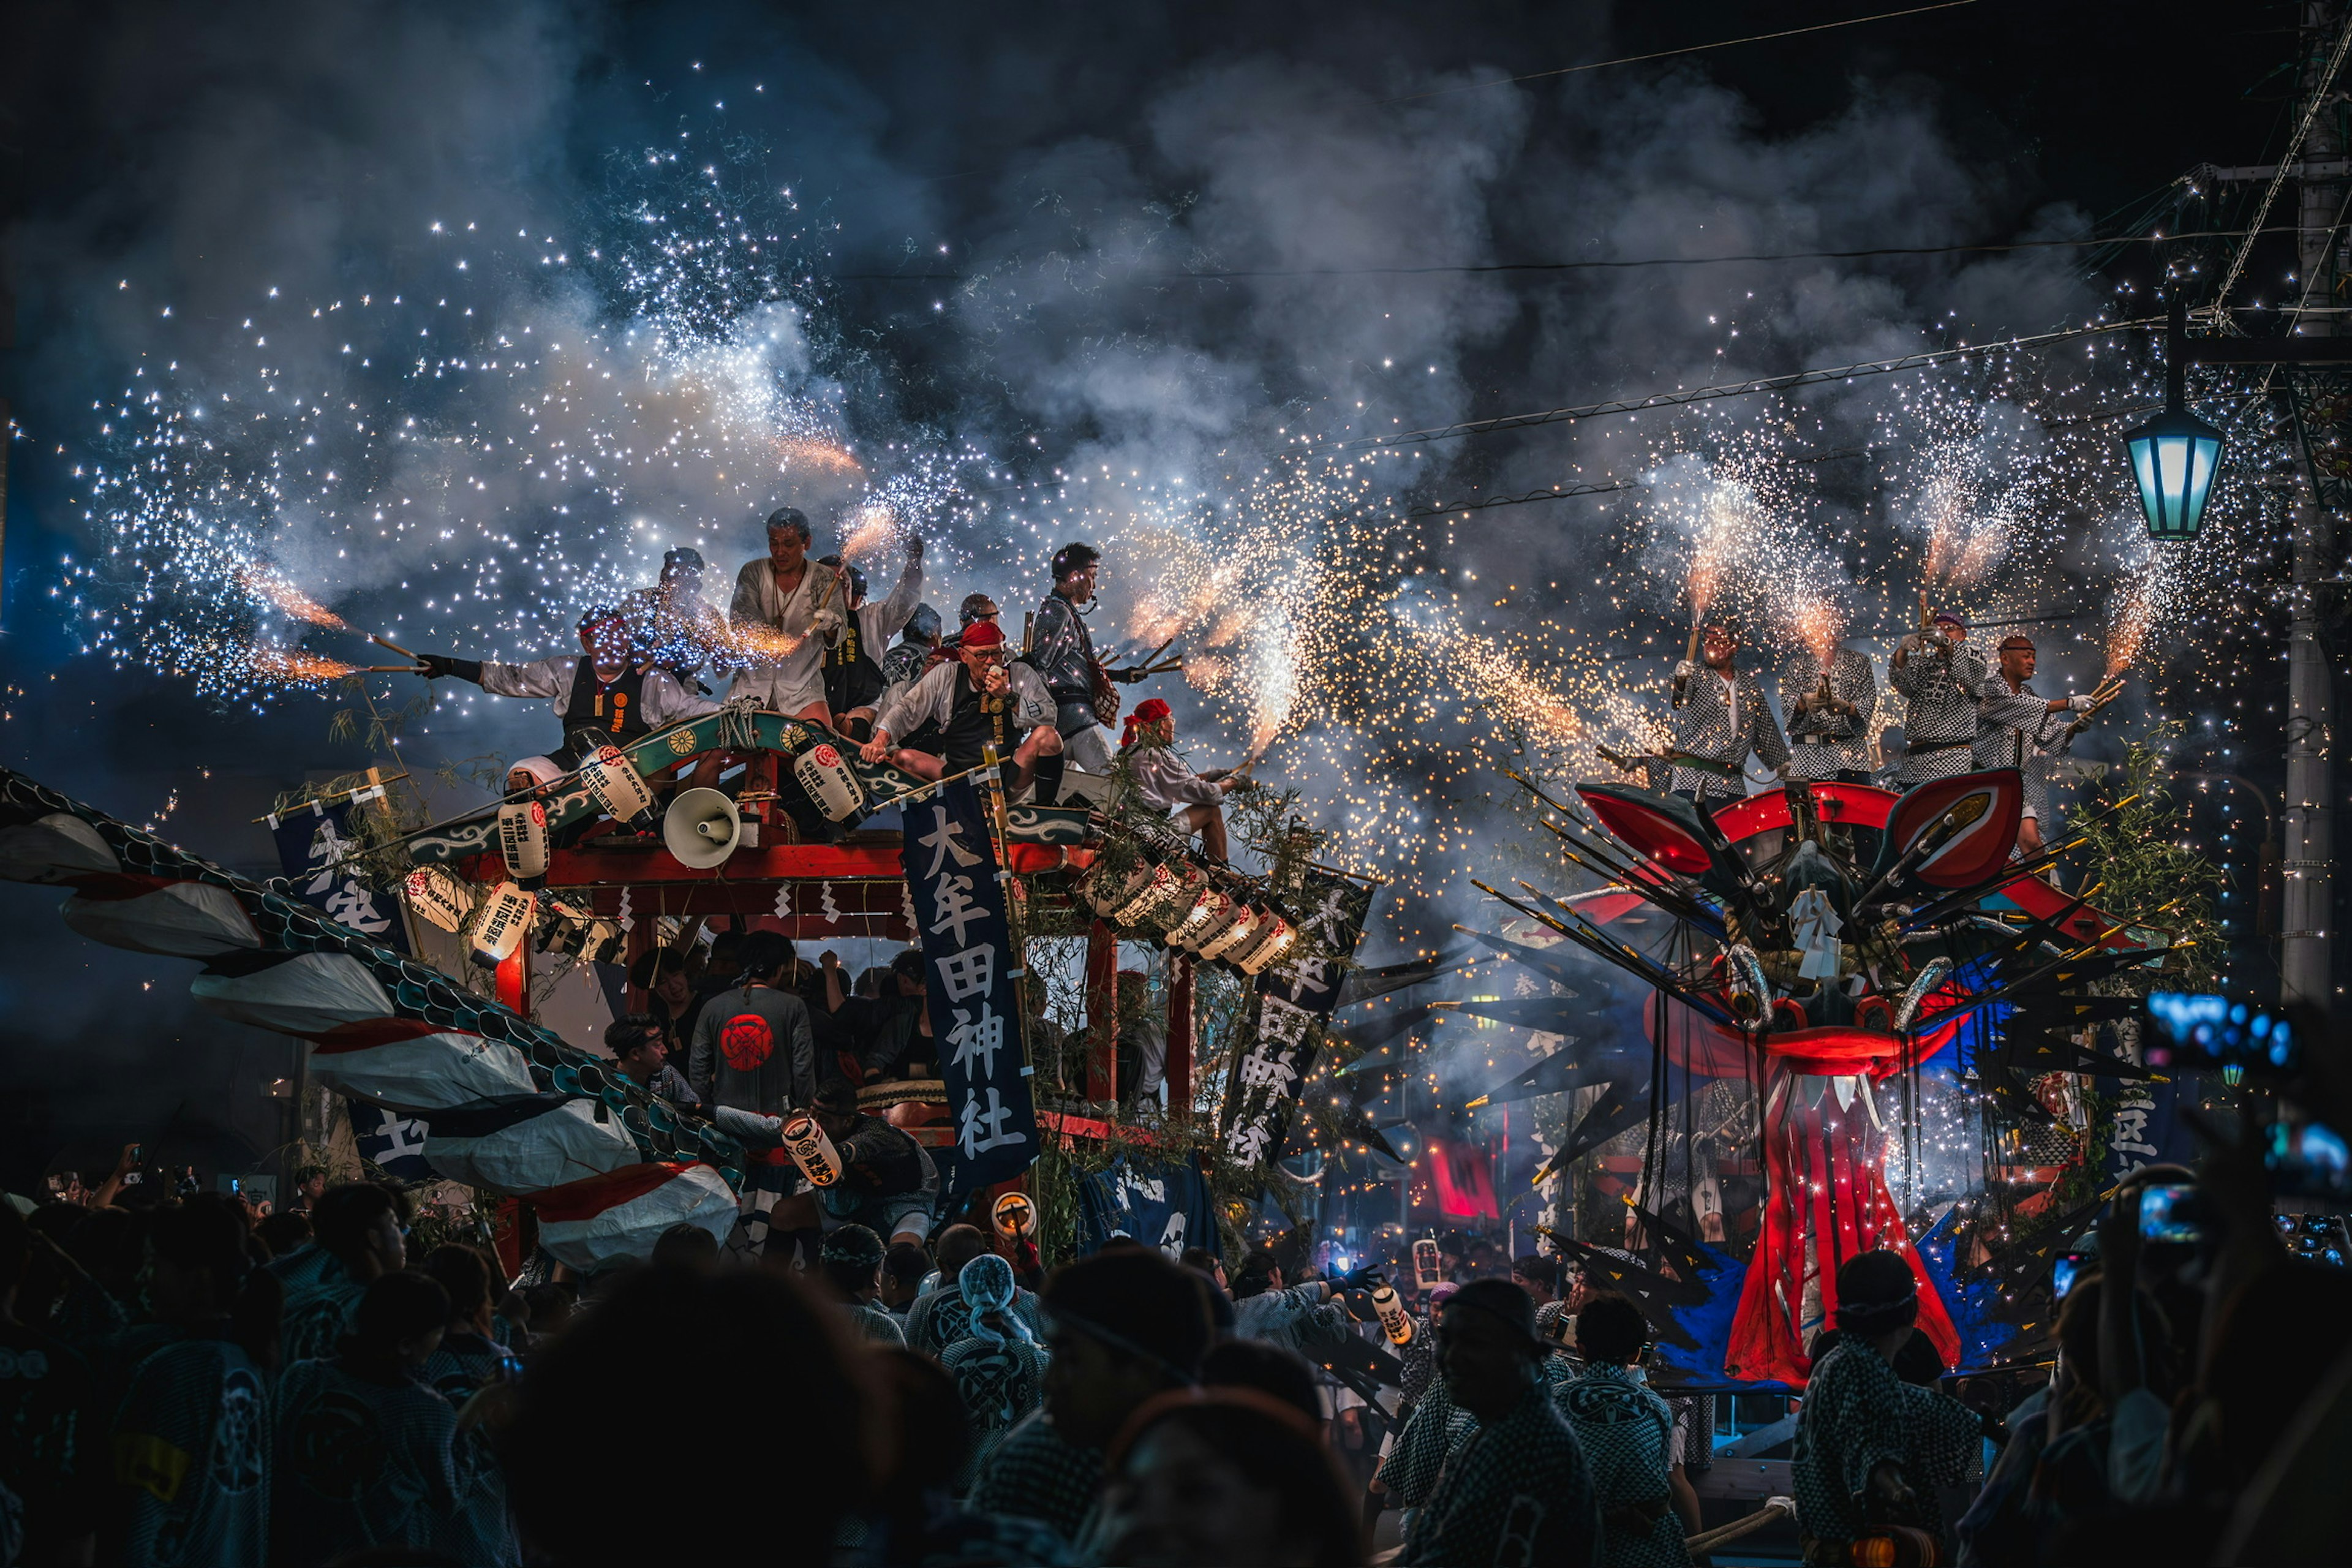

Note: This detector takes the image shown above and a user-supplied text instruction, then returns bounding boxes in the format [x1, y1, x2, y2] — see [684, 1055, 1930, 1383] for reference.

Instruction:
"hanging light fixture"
[2123, 296, 2224, 541]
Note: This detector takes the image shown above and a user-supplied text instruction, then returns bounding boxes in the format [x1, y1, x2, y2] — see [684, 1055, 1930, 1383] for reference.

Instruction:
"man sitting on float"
[857, 620, 1063, 799]
[1120, 697, 1247, 863]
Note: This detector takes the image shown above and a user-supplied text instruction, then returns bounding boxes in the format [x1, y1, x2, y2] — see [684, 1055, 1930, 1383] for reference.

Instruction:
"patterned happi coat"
[1665, 665, 1790, 801]
[1887, 635, 1988, 786]
[1779, 647, 1879, 782]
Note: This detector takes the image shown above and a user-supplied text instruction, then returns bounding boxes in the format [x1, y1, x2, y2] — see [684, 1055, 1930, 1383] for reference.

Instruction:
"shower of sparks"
[48, 94, 2302, 927]
[238, 566, 350, 631]
[245, 646, 362, 687]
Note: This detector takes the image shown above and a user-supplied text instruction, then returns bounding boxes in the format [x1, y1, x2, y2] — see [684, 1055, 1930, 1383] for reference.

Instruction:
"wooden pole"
[1085, 919, 1118, 1103]
[1166, 953, 1194, 1110]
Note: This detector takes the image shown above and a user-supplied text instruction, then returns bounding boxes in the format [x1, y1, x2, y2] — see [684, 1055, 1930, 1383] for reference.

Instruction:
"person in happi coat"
[1790, 1251, 1983, 1564]
[1118, 697, 1247, 862]
[1659, 622, 1789, 806]
[1973, 635, 2119, 856]
[1780, 643, 1879, 785]
[105, 1196, 278, 1568]
[1887, 611, 1989, 786]
[861, 619, 1063, 797]
[726, 505, 855, 723]
[1556, 1293, 1688, 1568]
[815, 533, 924, 741]
[940, 1253, 1051, 1493]
[627, 545, 731, 685]
[1025, 541, 1146, 778]
[419, 605, 719, 790]
[1403, 1279, 1600, 1567]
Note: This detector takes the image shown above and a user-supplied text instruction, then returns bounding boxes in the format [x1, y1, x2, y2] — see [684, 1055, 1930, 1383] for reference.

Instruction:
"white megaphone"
[663, 788, 742, 869]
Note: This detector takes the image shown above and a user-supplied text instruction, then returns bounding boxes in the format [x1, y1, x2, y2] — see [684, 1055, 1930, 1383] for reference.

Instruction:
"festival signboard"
[902, 777, 1038, 1193]
[1220, 872, 1373, 1167]
[270, 797, 409, 953]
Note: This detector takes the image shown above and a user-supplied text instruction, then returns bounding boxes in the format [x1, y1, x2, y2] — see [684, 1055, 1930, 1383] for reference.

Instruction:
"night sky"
[0, 1, 2307, 1186]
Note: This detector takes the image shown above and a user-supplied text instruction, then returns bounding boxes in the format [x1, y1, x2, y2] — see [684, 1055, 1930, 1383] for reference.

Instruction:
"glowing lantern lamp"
[2124, 298, 2223, 541]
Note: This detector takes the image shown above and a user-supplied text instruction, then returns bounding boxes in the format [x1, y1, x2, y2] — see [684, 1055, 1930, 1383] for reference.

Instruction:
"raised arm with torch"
[1781, 617, 1877, 786]
[415, 606, 718, 792]
[1888, 609, 1989, 788]
[1973, 634, 2123, 857]
[1663, 622, 1790, 807]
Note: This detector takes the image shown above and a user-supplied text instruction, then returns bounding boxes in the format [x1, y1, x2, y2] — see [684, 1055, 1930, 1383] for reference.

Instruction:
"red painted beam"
[465, 842, 908, 886]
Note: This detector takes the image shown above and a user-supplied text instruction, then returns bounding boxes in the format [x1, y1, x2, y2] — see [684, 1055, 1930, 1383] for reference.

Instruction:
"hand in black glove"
[1339, 1264, 1387, 1291]
[1112, 666, 1147, 684]
[418, 654, 483, 683]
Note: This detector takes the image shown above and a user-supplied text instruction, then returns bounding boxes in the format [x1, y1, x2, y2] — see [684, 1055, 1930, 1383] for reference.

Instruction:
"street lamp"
[2124, 297, 2223, 541]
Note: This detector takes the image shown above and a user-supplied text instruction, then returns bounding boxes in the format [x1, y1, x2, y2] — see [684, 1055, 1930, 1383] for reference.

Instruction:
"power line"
[2212, 12, 2352, 314]
[829, 228, 2303, 285]
[1389, 1, 1981, 103]
[1344, 317, 2161, 449]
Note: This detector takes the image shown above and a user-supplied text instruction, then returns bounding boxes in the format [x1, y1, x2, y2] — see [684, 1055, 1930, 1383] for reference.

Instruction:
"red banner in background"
[1419, 1135, 1500, 1220]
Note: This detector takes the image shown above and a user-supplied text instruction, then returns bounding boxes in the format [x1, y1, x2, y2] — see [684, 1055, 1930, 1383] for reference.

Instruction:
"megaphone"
[663, 788, 742, 869]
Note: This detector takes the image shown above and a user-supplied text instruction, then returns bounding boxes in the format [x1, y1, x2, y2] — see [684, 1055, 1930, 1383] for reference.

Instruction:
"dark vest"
[562, 660, 654, 747]
[938, 666, 1017, 767]
[823, 616, 887, 713]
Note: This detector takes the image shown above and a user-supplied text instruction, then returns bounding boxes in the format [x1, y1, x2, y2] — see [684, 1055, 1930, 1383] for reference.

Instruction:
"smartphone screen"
[2268, 1121, 2352, 1202]
[2052, 1253, 2083, 1299]
[2143, 992, 2297, 1077]
[2139, 1183, 2203, 1243]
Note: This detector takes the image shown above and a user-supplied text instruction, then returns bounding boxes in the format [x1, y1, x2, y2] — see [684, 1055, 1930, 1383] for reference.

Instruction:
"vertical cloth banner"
[270, 797, 408, 953]
[1221, 872, 1374, 1166]
[902, 776, 1038, 1192]
[1076, 1155, 1214, 1258]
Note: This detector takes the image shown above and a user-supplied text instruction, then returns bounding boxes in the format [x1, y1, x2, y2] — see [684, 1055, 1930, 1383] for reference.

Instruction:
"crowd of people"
[412, 514, 1245, 863]
[617, 926, 1167, 1128]
[11, 1137, 2352, 1565]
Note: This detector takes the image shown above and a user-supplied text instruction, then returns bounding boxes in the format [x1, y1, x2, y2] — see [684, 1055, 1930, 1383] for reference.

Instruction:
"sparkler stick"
[371, 633, 418, 661]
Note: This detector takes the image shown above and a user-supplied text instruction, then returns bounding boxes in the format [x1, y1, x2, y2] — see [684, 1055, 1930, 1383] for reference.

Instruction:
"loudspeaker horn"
[663, 788, 742, 869]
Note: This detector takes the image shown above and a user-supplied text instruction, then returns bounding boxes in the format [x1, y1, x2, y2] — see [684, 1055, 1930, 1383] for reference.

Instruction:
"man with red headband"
[1664, 622, 1790, 805]
[1120, 699, 1245, 862]
[419, 606, 718, 792]
[859, 620, 1063, 797]
[1888, 610, 1988, 788]
[1974, 634, 2121, 855]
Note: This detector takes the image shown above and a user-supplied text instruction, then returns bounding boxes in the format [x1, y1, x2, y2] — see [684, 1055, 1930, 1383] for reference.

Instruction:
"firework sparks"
[239, 567, 349, 631]
[246, 646, 360, 686]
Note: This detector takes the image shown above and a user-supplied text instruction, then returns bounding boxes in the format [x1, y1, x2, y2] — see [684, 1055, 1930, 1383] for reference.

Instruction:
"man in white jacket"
[726, 507, 851, 722]
[860, 620, 1063, 796]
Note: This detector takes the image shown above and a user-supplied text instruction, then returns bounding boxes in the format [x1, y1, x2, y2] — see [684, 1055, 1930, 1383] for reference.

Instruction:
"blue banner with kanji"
[349, 1098, 434, 1183]
[270, 797, 408, 952]
[902, 777, 1037, 1192]
[1076, 1154, 1214, 1258]
[1220, 872, 1373, 1166]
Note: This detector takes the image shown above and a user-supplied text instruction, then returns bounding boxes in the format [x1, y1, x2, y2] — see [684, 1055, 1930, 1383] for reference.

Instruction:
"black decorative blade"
[1464, 1047, 1626, 1110]
[1623, 1199, 1724, 1281]
[1334, 945, 1472, 1008]
[1446, 997, 1585, 1031]
[1544, 1236, 1705, 1343]
[1531, 1079, 1649, 1186]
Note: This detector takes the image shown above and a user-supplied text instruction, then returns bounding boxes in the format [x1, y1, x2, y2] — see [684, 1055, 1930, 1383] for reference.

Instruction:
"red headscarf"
[1122, 697, 1172, 747]
[958, 620, 1006, 649]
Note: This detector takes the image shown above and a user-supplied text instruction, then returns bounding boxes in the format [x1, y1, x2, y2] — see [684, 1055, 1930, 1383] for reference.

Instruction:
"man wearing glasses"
[859, 620, 1064, 798]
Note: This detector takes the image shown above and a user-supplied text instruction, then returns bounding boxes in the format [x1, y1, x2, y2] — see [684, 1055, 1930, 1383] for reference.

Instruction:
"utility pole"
[2285, 0, 2342, 1014]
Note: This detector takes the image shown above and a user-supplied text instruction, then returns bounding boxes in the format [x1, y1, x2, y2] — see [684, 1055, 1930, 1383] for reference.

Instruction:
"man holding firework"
[1974, 635, 2121, 855]
[418, 606, 717, 791]
[726, 506, 854, 723]
[1662, 622, 1790, 806]
[815, 532, 924, 742]
[1887, 611, 1990, 787]
[1780, 643, 1879, 785]
[1027, 541, 1145, 779]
